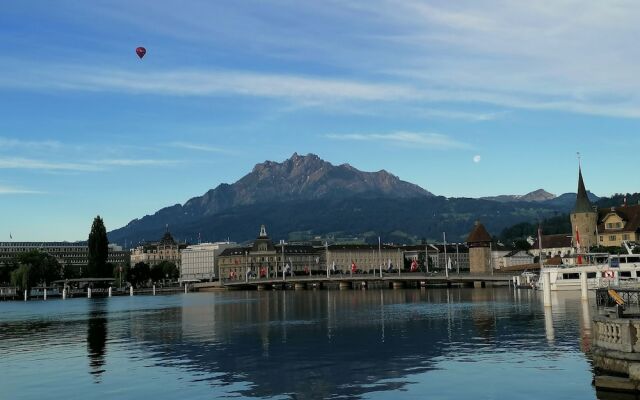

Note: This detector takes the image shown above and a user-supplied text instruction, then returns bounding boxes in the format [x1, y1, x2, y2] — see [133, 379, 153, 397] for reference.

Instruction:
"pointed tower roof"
[466, 221, 492, 244]
[573, 167, 593, 213]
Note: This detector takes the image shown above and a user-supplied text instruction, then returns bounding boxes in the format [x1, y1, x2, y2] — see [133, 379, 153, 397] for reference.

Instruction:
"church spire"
[574, 166, 593, 213]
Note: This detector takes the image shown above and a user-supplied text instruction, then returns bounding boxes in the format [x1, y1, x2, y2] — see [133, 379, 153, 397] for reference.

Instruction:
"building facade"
[130, 230, 187, 268]
[596, 205, 640, 247]
[326, 244, 404, 274]
[180, 242, 236, 282]
[0, 242, 129, 268]
[218, 225, 320, 280]
[402, 244, 470, 272]
[530, 234, 575, 265]
[492, 250, 534, 270]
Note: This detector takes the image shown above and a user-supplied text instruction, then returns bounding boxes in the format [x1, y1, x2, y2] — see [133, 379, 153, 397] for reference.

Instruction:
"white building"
[530, 234, 576, 265]
[0, 241, 129, 267]
[493, 250, 534, 270]
[180, 242, 236, 282]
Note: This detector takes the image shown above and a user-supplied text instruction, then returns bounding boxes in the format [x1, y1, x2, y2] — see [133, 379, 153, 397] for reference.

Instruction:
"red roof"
[466, 221, 492, 243]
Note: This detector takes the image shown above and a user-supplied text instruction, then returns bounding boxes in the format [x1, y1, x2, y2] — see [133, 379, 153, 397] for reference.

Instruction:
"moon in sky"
[473, 155, 481, 163]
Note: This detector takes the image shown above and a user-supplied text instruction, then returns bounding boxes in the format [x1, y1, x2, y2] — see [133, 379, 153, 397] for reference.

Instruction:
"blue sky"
[1, 1, 640, 241]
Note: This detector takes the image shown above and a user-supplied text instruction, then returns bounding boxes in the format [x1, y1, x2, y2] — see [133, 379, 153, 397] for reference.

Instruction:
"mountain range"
[108, 153, 596, 247]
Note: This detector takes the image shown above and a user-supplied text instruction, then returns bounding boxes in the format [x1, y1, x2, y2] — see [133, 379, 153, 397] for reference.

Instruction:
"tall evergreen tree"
[88, 215, 109, 278]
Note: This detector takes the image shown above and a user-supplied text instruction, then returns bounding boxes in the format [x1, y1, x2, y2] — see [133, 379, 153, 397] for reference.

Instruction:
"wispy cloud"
[92, 159, 181, 167]
[0, 157, 102, 172]
[0, 137, 62, 150]
[325, 132, 470, 149]
[0, 185, 44, 195]
[0, 157, 180, 171]
[418, 109, 506, 122]
[0, 64, 419, 103]
[168, 142, 235, 154]
[4, 1, 640, 120]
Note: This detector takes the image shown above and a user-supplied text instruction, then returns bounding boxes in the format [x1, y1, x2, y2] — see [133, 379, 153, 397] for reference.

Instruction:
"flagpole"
[538, 225, 544, 270]
[456, 243, 459, 275]
[378, 236, 382, 278]
[489, 241, 494, 276]
[325, 241, 329, 278]
[443, 232, 448, 278]
[425, 242, 429, 274]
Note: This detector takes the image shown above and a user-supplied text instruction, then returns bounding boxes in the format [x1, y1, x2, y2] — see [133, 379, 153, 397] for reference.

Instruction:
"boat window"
[562, 273, 580, 280]
[620, 271, 632, 278]
[587, 272, 597, 278]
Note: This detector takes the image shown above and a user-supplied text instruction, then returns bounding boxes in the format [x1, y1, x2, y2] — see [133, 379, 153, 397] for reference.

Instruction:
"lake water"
[0, 288, 600, 399]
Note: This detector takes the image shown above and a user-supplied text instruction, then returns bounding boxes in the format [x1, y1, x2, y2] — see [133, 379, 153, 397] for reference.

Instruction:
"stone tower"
[466, 221, 492, 274]
[570, 167, 597, 250]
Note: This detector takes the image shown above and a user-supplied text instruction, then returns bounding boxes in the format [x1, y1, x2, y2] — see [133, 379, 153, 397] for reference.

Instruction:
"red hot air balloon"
[135, 47, 146, 59]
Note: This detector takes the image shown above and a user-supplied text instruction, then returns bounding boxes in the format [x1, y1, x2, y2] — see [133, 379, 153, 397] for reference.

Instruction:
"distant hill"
[108, 153, 585, 247]
[544, 191, 600, 209]
[482, 189, 599, 206]
[482, 189, 556, 203]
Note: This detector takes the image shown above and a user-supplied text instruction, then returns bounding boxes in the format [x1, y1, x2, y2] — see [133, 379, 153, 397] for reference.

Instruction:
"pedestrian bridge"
[194, 272, 519, 291]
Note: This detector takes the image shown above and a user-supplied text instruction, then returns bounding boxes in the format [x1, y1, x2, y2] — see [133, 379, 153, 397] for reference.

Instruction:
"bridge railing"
[220, 271, 513, 284]
[593, 316, 639, 353]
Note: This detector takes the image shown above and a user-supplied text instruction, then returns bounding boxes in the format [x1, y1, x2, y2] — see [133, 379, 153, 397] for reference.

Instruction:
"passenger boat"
[537, 253, 640, 291]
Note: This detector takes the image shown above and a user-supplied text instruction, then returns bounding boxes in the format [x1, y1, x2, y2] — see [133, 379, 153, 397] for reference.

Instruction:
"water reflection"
[87, 300, 108, 381]
[123, 288, 576, 399]
[0, 288, 598, 400]
[581, 299, 592, 352]
[544, 304, 555, 344]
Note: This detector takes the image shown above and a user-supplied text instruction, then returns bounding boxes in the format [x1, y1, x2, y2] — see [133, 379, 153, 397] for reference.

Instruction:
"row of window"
[606, 222, 623, 229]
[600, 234, 632, 242]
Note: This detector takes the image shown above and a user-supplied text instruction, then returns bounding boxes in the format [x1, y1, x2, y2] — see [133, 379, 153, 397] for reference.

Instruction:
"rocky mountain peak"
[184, 153, 433, 217]
[520, 189, 556, 202]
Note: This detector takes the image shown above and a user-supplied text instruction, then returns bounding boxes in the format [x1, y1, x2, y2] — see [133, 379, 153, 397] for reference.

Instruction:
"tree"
[17, 250, 62, 286]
[150, 263, 164, 283]
[513, 239, 532, 251]
[88, 215, 109, 278]
[151, 261, 179, 283]
[113, 263, 129, 287]
[163, 261, 179, 280]
[128, 262, 150, 287]
[11, 265, 31, 290]
[10, 251, 62, 290]
[0, 261, 18, 284]
[62, 261, 79, 280]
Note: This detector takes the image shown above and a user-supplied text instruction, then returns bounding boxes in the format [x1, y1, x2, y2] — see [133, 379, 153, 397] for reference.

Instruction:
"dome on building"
[159, 231, 177, 246]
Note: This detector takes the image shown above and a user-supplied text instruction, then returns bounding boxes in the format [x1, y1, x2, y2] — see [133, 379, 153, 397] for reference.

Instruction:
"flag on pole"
[575, 227, 583, 265]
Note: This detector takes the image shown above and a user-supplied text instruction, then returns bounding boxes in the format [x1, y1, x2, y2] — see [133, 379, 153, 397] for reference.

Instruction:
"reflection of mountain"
[125, 289, 543, 399]
[87, 301, 108, 381]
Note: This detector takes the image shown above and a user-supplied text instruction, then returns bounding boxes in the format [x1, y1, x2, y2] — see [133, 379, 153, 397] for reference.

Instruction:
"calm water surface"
[0, 288, 598, 399]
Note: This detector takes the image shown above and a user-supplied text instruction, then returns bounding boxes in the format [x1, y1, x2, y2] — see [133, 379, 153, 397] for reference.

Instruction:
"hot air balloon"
[135, 47, 146, 59]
